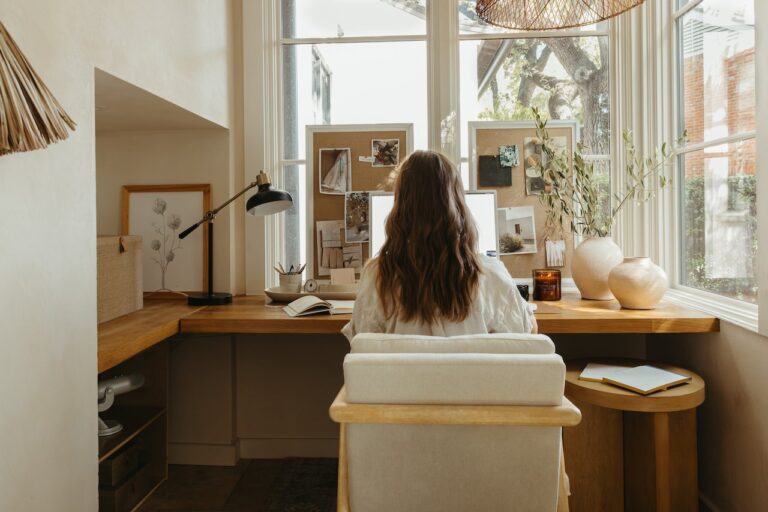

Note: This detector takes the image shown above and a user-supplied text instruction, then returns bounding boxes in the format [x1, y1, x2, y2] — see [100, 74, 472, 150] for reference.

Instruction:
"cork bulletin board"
[469, 121, 578, 279]
[306, 124, 414, 280]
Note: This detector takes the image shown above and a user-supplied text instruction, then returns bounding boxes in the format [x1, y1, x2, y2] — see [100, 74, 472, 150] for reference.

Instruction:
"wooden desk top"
[99, 294, 719, 373]
[179, 296, 349, 334]
[565, 359, 706, 413]
[98, 300, 204, 373]
[178, 294, 719, 335]
[530, 296, 719, 334]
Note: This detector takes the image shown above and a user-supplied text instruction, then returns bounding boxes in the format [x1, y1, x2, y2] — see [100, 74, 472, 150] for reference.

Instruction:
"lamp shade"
[475, 0, 646, 31]
[246, 184, 293, 216]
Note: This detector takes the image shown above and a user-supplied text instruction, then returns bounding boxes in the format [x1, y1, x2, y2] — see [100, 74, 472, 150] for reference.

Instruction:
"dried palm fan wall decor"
[476, 0, 646, 31]
[0, 20, 76, 156]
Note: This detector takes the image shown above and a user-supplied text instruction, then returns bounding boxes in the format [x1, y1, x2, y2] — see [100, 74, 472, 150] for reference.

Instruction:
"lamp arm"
[178, 180, 259, 240]
[211, 181, 259, 216]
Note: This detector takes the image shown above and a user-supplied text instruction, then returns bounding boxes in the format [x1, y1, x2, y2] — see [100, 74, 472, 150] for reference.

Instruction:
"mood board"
[307, 124, 413, 281]
[469, 121, 577, 279]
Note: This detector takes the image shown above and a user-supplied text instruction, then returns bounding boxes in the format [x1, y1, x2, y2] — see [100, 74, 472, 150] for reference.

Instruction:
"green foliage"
[683, 175, 757, 302]
[532, 107, 686, 238]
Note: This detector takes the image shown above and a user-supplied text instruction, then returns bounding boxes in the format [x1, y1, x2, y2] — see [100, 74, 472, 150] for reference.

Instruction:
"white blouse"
[342, 255, 535, 342]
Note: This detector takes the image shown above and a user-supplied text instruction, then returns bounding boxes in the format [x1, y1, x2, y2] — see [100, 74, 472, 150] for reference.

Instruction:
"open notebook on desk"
[284, 296, 354, 317]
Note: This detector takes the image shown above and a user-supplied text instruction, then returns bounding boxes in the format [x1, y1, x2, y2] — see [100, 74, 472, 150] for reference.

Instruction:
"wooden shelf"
[98, 406, 165, 463]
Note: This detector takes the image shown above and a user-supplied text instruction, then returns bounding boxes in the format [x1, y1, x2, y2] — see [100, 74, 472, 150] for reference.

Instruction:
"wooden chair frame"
[329, 386, 582, 512]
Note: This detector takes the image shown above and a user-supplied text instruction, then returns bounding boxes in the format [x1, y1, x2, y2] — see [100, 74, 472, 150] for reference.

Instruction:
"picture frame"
[121, 184, 211, 294]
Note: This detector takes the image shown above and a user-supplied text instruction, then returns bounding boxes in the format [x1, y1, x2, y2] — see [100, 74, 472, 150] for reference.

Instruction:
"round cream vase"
[608, 257, 668, 310]
[571, 237, 624, 300]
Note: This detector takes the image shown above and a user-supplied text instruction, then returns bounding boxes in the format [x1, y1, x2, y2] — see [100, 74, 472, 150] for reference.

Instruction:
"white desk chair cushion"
[344, 352, 565, 405]
[350, 332, 555, 355]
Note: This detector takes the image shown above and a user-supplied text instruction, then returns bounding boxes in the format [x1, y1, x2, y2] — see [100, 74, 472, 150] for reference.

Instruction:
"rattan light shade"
[0, 21, 76, 156]
[475, 0, 646, 31]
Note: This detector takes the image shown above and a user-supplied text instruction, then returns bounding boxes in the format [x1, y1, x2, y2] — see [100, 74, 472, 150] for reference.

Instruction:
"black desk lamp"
[179, 171, 293, 306]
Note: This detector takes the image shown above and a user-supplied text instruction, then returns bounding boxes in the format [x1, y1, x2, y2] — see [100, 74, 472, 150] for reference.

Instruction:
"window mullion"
[427, 0, 460, 162]
[757, 0, 768, 334]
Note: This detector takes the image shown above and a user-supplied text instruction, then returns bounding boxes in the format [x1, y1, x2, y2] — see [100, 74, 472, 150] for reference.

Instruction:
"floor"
[138, 458, 338, 512]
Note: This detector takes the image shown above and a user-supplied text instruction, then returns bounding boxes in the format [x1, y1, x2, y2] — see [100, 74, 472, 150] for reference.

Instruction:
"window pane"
[460, 37, 610, 156]
[679, 0, 755, 145]
[282, 41, 427, 160]
[585, 158, 611, 219]
[680, 139, 757, 303]
[282, 0, 426, 38]
[281, 164, 307, 271]
[459, 0, 607, 34]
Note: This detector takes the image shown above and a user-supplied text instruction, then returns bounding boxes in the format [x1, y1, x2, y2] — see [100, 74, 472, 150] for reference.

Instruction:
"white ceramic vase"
[608, 257, 668, 310]
[571, 237, 624, 300]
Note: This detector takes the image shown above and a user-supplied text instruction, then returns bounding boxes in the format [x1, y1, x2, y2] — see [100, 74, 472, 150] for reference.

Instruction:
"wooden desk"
[98, 300, 204, 373]
[95, 295, 717, 510]
[177, 294, 719, 336]
[99, 294, 719, 374]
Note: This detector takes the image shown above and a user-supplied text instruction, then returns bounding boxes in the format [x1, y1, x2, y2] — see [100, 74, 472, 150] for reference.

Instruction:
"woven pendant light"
[475, 0, 646, 31]
[0, 20, 76, 156]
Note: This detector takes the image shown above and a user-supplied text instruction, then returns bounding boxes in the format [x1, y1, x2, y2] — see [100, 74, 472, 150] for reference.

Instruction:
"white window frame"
[650, 0, 761, 332]
[245, 1, 615, 293]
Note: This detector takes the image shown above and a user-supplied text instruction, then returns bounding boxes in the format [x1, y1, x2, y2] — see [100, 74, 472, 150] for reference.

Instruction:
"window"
[272, 1, 614, 280]
[458, 3, 611, 214]
[280, 0, 428, 267]
[676, 0, 757, 303]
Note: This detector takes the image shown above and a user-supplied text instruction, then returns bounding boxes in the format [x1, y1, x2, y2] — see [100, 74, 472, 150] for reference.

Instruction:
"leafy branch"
[532, 107, 686, 238]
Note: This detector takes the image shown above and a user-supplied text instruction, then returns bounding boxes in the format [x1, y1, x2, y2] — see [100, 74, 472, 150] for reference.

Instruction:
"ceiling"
[94, 69, 224, 132]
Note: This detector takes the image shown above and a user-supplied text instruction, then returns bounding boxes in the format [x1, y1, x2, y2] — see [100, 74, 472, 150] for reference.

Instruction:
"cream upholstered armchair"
[329, 333, 581, 512]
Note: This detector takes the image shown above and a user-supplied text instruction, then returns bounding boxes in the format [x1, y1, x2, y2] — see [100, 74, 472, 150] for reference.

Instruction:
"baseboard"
[169, 441, 240, 466]
[699, 491, 721, 512]
[239, 437, 339, 459]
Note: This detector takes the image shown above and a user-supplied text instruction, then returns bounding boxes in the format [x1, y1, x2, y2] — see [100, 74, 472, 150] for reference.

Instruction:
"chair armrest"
[329, 386, 581, 427]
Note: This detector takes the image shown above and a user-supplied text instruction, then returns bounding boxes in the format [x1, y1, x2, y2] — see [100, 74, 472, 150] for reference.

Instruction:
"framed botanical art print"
[121, 184, 211, 294]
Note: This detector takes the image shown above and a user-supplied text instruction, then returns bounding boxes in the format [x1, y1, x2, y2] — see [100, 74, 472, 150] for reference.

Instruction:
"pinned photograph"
[345, 192, 370, 243]
[319, 148, 352, 194]
[549, 136, 568, 160]
[497, 206, 537, 255]
[316, 220, 363, 276]
[478, 155, 511, 187]
[372, 139, 400, 167]
[499, 144, 519, 168]
[545, 239, 566, 267]
[525, 176, 546, 195]
[523, 137, 545, 196]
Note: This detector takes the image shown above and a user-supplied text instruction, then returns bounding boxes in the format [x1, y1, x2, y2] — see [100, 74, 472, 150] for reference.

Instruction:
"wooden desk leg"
[562, 397, 624, 512]
[624, 409, 698, 512]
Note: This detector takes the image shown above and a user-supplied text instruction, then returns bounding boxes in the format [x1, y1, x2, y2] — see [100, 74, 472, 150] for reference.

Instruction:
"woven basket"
[97, 236, 143, 323]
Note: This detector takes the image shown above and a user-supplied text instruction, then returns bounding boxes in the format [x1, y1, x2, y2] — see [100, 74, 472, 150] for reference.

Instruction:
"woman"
[343, 150, 536, 341]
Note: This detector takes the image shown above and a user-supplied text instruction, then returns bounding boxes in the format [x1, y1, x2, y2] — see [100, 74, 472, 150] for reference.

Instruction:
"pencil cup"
[279, 273, 302, 293]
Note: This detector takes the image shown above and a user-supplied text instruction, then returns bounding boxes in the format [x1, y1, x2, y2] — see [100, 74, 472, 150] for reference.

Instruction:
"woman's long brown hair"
[376, 150, 481, 324]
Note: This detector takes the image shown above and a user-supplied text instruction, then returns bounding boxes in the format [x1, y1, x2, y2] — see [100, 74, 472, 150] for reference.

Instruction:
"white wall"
[0, 1, 235, 510]
[96, 130, 237, 293]
[647, 324, 768, 511]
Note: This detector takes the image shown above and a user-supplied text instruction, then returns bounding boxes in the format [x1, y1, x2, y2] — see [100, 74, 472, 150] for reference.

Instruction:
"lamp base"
[187, 292, 233, 306]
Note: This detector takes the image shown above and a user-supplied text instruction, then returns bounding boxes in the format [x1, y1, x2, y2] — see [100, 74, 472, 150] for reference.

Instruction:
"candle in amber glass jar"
[532, 269, 561, 301]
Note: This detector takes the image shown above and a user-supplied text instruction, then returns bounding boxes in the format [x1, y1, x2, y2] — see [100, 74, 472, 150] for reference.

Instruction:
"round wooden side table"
[563, 359, 705, 512]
